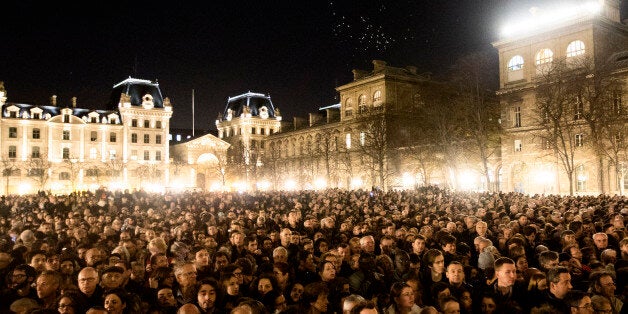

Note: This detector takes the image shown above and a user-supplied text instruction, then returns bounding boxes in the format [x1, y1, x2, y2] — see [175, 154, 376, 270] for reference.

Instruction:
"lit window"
[574, 96, 584, 120]
[535, 49, 553, 65]
[31, 146, 40, 158]
[373, 90, 382, 103]
[360, 132, 366, 146]
[575, 134, 584, 147]
[576, 165, 586, 192]
[131, 150, 138, 160]
[345, 133, 351, 149]
[514, 140, 522, 152]
[358, 95, 367, 113]
[566, 40, 585, 57]
[508, 55, 524, 71]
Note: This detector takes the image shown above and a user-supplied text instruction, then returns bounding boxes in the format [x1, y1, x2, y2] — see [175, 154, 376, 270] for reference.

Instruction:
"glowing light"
[314, 178, 327, 190]
[284, 179, 297, 191]
[18, 183, 32, 195]
[108, 181, 127, 192]
[210, 182, 222, 191]
[501, 1, 602, 37]
[534, 170, 553, 184]
[256, 180, 271, 191]
[144, 183, 165, 194]
[401, 172, 415, 188]
[350, 177, 363, 189]
[232, 181, 248, 192]
[458, 170, 478, 191]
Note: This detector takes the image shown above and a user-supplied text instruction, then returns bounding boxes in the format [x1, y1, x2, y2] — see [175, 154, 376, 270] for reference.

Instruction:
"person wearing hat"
[100, 265, 125, 290]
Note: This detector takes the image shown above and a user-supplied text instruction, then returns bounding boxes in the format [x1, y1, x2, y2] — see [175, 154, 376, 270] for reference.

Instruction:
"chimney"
[406, 66, 418, 75]
[372, 60, 387, 71]
[309, 113, 323, 126]
[50, 95, 57, 106]
[71, 97, 77, 108]
[352, 69, 368, 81]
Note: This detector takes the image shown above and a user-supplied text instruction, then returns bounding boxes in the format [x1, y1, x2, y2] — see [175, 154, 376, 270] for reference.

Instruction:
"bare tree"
[25, 153, 52, 192]
[104, 157, 125, 182]
[1, 157, 20, 194]
[62, 157, 83, 192]
[451, 52, 502, 191]
[355, 113, 395, 191]
[534, 58, 587, 195]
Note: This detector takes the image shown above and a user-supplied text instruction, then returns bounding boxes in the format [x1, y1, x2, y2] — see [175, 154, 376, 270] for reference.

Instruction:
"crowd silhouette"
[0, 186, 627, 314]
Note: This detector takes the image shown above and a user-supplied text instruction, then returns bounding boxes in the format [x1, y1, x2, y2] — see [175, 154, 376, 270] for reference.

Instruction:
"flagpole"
[192, 89, 195, 137]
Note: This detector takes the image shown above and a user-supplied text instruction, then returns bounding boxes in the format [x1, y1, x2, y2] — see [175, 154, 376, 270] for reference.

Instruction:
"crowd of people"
[0, 186, 627, 314]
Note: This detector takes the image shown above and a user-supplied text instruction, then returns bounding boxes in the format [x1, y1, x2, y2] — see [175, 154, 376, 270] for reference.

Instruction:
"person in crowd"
[589, 270, 623, 314]
[384, 281, 421, 314]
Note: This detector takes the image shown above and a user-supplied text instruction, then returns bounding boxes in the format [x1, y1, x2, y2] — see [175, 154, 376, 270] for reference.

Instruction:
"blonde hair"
[148, 237, 168, 254]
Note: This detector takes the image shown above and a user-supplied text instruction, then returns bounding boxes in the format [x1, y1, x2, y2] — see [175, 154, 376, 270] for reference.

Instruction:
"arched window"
[507, 55, 524, 71]
[373, 90, 382, 103]
[566, 40, 585, 57]
[358, 94, 367, 113]
[535, 49, 554, 65]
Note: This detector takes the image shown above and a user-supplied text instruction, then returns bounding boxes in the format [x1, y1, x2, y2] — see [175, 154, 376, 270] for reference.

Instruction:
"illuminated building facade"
[258, 60, 440, 191]
[215, 92, 283, 190]
[0, 78, 172, 194]
[493, 0, 628, 194]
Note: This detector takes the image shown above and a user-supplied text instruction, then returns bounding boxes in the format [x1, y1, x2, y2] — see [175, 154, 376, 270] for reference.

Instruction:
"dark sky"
[1, 0, 626, 130]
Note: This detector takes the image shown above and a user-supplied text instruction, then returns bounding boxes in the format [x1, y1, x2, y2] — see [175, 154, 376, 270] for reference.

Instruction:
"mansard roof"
[220, 91, 278, 120]
[107, 77, 165, 110]
[1, 103, 120, 124]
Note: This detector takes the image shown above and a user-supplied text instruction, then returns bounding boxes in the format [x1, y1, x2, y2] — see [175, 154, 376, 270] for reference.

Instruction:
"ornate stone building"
[259, 60, 436, 191]
[0, 78, 173, 194]
[493, 0, 628, 194]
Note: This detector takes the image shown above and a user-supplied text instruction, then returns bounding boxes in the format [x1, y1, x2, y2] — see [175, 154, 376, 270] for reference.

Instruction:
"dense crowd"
[0, 186, 627, 314]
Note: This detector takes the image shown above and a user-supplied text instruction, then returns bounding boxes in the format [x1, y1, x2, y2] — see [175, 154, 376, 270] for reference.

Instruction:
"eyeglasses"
[12, 274, 26, 279]
[233, 272, 243, 277]
[178, 271, 197, 277]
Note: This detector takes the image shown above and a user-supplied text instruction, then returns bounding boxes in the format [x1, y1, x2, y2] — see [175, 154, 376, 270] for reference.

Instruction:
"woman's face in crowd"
[104, 293, 125, 314]
[430, 254, 445, 274]
[395, 287, 416, 308]
[258, 278, 273, 295]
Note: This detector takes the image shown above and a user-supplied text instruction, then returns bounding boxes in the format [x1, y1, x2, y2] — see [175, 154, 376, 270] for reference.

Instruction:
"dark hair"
[350, 300, 377, 314]
[301, 281, 329, 305]
[563, 290, 589, 308]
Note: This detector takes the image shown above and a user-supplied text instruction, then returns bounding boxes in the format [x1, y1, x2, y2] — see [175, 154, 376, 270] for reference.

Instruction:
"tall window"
[8, 127, 17, 138]
[32, 128, 40, 139]
[32, 146, 40, 158]
[62, 130, 70, 140]
[614, 89, 623, 114]
[575, 134, 584, 147]
[156, 135, 162, 144]
[90, 131, 97, 142]
[360, 132, 366, 146]
[8, 146, 16, 158]
[110, 132, 117, 142]
[576, 165, 587, 192]
[144, 120, 150, 128]
[144, 134, 150, 144]
[90, 148, 97, 159]
[508, 55, 524, 71]
[155, 151, 162, 161]
[156, 121, 162, 129]
[345, 133, 351, 149]
[574, 96, 584, 120]
[535, 49, 554, 65]
[131, 119, 138, 127]
[373, 90, 382, 103]
[514, 106, 522, 127]
[514, 140, 522, 152]
[566, 40, 585, 57]
[131, 133, 137, 143]
[90, 117, 98, 123]
[62, 148, 70, 159]
[358, 95, 367, 113]
[59, 172, 70, 180]
[144, 150, 150, 161]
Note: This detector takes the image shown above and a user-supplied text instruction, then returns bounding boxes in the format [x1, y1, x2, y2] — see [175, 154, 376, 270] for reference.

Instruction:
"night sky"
[1, 1, 626, 130]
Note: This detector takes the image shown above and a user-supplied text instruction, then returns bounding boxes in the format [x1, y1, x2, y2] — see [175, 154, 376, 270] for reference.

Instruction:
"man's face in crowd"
[446, 263, 465, 285]
[495, 263, 516, 287]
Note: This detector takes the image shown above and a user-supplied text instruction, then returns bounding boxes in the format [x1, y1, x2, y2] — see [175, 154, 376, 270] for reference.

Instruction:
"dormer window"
[91, 117, 98, 123]
[32, 113, 40, 119]
[9, 111, 16, 118]
[63, 114, 70, 123]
